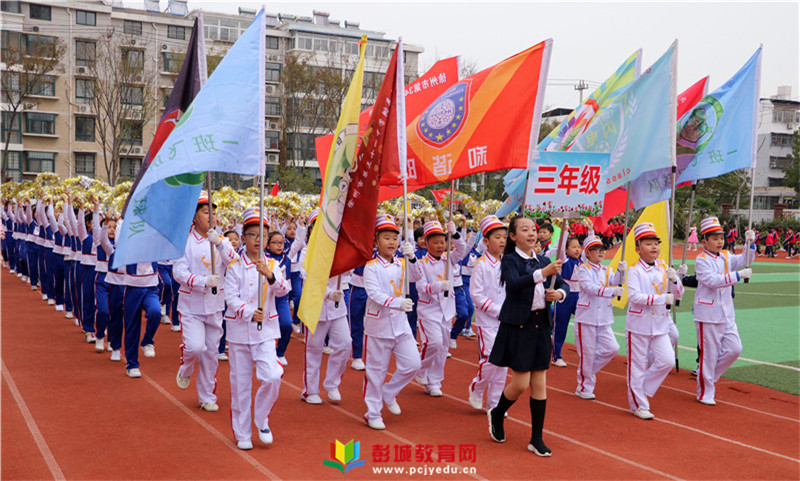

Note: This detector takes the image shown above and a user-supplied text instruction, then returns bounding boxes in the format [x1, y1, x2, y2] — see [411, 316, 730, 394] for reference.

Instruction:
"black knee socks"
[529, 398, 550, 453]
[494, 392, 516, 418]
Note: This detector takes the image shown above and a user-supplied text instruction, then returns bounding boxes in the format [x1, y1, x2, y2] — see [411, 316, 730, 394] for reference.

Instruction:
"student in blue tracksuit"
[408, 227, 427, 339]
[103, 227, 126, 362]
[122, 260, 162, 378]
[92, 201, 115, 352]
[24, 201, 40, 290]
[77, 207, 98, 343]
[449, 223, 474, 348]
[458, 240, 481, 336]
[287, 218, 308, 333]
[46, 201, 67, 312]
[552, 236, 583, 367]
[266, 230, 294, 366]
[348, 261, 369, 371]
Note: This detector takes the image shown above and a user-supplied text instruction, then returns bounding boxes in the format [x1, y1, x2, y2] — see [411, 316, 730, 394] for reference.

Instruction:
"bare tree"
[0, 31, 66, 181]
[72, 28, 158, 185]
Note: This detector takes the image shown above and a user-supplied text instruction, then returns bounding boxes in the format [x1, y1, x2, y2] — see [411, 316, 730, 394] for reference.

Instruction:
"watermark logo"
[324, 439, 366, 475]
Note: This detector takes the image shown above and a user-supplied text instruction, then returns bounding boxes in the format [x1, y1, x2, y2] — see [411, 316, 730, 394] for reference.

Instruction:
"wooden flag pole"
[207, 172, 217, 295]
[444, 180, 455, 298]
[256, 172, 265, 331]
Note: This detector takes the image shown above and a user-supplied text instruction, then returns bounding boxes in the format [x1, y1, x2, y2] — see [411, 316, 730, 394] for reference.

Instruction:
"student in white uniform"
[224, 207, 290, 450]
[174, 191, 237, 412]
[467, 216, 508, 411]
[362, 215, 422, 430]
[625, 222, 684, 420]
[574, 235, 625, 400]
[693, 216, 755, 406]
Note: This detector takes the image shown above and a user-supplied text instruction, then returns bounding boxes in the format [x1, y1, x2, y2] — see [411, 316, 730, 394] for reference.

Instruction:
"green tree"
[782, 130, 800, 198]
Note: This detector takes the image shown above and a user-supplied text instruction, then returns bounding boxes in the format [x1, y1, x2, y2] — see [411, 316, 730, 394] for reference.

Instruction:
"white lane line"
[449, 355, 800, 463]
[279, 379, 489, 481]
[2, 362, 66, 481]
[142, 373, 280, 480]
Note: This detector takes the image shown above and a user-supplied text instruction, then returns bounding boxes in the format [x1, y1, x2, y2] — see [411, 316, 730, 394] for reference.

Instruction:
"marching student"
[451, 222, 478, 345]
[694, 216, 756, 405]
[76, 205, 98, 343]
[287, 217, 307, 334]
[487, 216, 567, 457]
[625, 222, 684, 420]
[103, 220, 126, 362]
[362, 215, 422, 430]
[467, 216, 508, 412]
[46, 201, 67, 313]
[574, 235, 625, 400]
[538, 223, 556, 258]
[415, 219, 466, 397]
[91, 200, 114, 353]
[407, 227, 428, 339]
[224, 207, 290, 450]
[458, 233, 481, 338]
[348, 261, 368, 371]
[174, 192, 237, 409]
[552, 233, 583, 367]
[265, 230, 293, 366]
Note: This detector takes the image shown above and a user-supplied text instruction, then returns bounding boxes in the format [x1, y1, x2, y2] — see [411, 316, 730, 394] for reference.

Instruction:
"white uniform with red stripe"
[224, 251, 290, 442]
[362, 255, 423, 423]
[173, 225, 236, 404]
[415, 235, 467, 391]
[574, 261, 622, 396]
[625, 258, 684, 412]
[694, 247, 754, 403]
[302, 274, 352, 399]
[467, 252, 507, 410]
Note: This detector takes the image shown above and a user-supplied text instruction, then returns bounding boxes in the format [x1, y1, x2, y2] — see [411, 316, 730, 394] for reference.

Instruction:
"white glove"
[677, 264, 688, 279]
[438, 280, 452, 292]
[400, 298, 414, 312]
[207, 229, 222, 246]
[402, 241, 415, 258]
[328, 290, 344, 302]
[666, 267, 678, 282]
[745, 230, 756, 242]
[613, 287, 624, 297]
[205, 274, 220, 288]
[617, 261, 627, 273]
[446, 221, 457, 236]
[737, 268, 752, 280]
[664, 293, 674, 306]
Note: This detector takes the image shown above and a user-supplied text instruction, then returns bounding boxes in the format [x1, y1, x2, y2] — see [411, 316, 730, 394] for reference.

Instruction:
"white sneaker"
[303, 394, 323, 405]
[74, 318, 80, 326]
[415, 375, 428, 386]
[95, 338, 105, 352]
[351, 359, 365, 371]
[258, 428, 273, 444]
[31, 285, 37, 291]
[170, 324, 181, 332]
[633, 409, 654, 420]
[464, 328, 477, 337]
[160, 305, 167, 316]
[237, 439, 254, 450]
[426, 388, 443, 397]
[277, 356, 288, 366]
[553, 358, 568, 367]
[85, 332, 97, 343]
[322, 346, 334, 355]
[65, 311, 74, 319]
[200, 401, 219, 412]
[446, 351, 452, 358]
[326, 389, 342, 402]
[218, 352, 229, 361]
[47, 298, 55, 305]
[176, 372, 190, 389]
[55, 304, 64, 311]
[107, 344, 113, 352]
[575, 390, 596, 400]
[110, 350, 121, 362]
[20, 275, 26, 281]
[142, 344, 155, 358]
[160, 315, 171, 324]
[42, 294, 48, 300]
[384, 400, 401, 415]
[126, 368, 142, 378]
[468, 388, 484, 410]
[292, 323, 302, 334]
[698, 398, 716, 406]
[449, 339, 457, 349]
[367, 418, 386, 430]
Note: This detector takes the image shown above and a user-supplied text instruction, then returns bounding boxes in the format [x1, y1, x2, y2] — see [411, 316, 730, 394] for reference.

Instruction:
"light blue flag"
[629, 47, 761, 209]
[572, 42, 677, 193]
[113, 10, 266, 268]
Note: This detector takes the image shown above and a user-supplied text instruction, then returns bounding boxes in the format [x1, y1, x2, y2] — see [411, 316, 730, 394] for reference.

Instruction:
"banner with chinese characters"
[523, 151, 610, 218]
[404, 40, 552, 188]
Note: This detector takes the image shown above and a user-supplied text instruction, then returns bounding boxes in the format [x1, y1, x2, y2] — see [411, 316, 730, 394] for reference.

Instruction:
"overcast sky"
[162, 1, 797, 110]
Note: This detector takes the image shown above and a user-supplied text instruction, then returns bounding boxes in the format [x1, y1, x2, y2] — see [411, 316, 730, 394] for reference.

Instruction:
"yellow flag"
[610, 201, 669, 309]
[297, 36, 367, 334]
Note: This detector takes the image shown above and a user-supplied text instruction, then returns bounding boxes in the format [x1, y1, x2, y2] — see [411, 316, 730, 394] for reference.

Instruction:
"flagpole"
[256, 172, 264, 331]
[744, 167, 756, 281]
[668, 166, 680, 372]
[402, 177, 410, 297]
[444, 180, 455, 298]
[548, 219, 569, 327]
[207, 172, 216, 295]
[397, 37, 410, 298]
[617, 182, 631, 301]
[680, 182, 697, 268]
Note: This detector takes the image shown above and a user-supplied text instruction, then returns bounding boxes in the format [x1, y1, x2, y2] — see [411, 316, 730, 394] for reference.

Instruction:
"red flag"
[270, 182, 279, 196]
[430, 189, 462, 204]
[329, 43, 403, 277]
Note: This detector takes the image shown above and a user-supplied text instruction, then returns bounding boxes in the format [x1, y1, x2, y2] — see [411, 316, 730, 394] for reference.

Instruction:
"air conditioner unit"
[265, 85, 275, 94]
[268, 154, 278, 162]
[269, 54, 279, 61]
[32, 26, 39, 32]
[130, 39, 137, 45]
[79, 105, 89, 113]
[77, 67, 86, 74]
[788, 123, 794, 130]
[23, 102, 36, 110]
[132, 147, 142, 154]
[269, 122, 278, 129]
[162, 44, 168, 50]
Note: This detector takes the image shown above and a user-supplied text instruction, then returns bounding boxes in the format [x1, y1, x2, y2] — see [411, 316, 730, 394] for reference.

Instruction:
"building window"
[770, 156, 792, 170]
[753, 196, 780, 210]
[768, 177, 786, 187]
[76, 10, 96, 26]
[124, 20, 142, 35]
[24, 112, 55, 135]
[771, 133, 793, 147]
[1, 1, 22, 14]
[1, 111, 22, 144]
[1, 72, 20, 102]
[74, 153, 95, 176]
[75, 40, 95, 67]
[121, 121, 143, 146]
[293, 36, 312, 51]
[119, 157, 142, 179]
[266, 62, 281, 83]
[161, 88, 172, 108]
[30, 74, 55, 96]
[121, 85, 143, 108]
[24, 34, 55, 57]
[265, 97, 280, 116]
[266, 36, 279, 50]
[5, 151, 22, 181]
[265, 130, 279, 150]
[75, 116, 95, 142]
[24, 151, 55, 172]
[286, 132, 315, 161]
[162, 51, 180, 73]
[122, 49, 144, 70]
[75, 78, 93, 104]
[167, 25, 185, 40]
[29, 3, 50, 20]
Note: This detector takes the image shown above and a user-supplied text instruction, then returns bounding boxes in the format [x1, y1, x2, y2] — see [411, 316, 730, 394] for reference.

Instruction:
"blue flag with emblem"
[112, 9, 266, 268]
